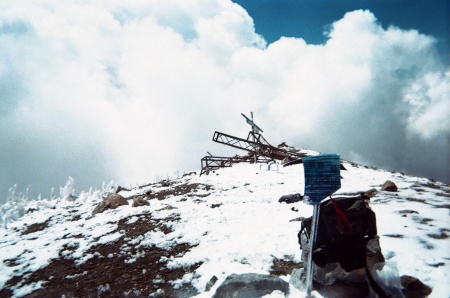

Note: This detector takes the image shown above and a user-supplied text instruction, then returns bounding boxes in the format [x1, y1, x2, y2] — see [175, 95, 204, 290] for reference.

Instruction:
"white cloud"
[0, 4, 449, 200]
[404, 71, 450, 140]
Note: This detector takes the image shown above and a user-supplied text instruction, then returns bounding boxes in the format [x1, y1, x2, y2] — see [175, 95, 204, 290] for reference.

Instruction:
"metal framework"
[212, 131, 306, 161]
[200, 132, 307, 175]
[199, 112, 311, 176]
[200, 155, 273, 175]
[199, 112, 346, 175]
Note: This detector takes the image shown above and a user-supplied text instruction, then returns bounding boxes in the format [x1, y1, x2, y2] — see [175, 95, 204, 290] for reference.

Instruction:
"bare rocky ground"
[0, 166, 447, 298]
[0, 179, 301, 298]
[0, 181, 203, 297]
[1, 214, 198, 297]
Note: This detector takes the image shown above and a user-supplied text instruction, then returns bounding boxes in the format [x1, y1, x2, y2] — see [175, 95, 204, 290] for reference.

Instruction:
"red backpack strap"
[330, 196, 353, 235]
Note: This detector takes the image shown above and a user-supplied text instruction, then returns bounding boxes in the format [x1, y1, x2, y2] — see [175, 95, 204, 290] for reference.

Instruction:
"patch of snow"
[13, 281, 45, 297]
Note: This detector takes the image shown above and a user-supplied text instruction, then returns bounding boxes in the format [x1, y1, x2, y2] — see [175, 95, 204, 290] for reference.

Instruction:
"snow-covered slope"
[0, 161, 449, 297]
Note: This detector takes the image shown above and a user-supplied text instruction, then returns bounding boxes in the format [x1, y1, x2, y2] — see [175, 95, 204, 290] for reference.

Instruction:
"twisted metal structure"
[200, 128, 307, 175]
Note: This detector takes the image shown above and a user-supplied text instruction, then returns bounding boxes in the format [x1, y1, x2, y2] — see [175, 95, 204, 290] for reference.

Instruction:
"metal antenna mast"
[241, 112, 263, 163]
[241, 112, 263, 134]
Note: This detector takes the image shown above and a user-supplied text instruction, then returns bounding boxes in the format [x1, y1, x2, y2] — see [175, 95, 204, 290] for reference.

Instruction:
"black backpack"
[299, 195, 377, 272]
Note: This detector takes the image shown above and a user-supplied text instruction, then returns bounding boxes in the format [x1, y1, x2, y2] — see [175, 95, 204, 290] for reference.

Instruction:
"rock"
[182, 171, 197, 177]
[160, 180, 170, 187]
[314, 279, 369, 298]
[92, 194, 128, 215]
[289, 216, 306, 222]
[289, 268, 305, 291]
[300, 233, 384, 285]
[294, 235, 387, 297]
[91, 203, 110, 216]
[279, 193, 303, 204]
[290, 267, 370, 297]
[401, 275, 432, 298]
[205, 275, 218, 292]
[157, 205, 176, 211]
[213, 273, 289, 298]
[131, 196, 150, 207]
[364, 188, 378, 198]
[382, 180, 398, 192]
[65, 194, 78, 201]
[115, 186, 131, 193]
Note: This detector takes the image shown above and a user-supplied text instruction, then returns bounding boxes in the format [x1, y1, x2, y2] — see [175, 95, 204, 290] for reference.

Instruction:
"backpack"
[299, 195, 377, 272]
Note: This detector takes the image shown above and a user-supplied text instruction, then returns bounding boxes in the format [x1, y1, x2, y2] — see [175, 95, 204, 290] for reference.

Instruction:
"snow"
[0, 160, 449, 297]
[12, 281, 45, 297]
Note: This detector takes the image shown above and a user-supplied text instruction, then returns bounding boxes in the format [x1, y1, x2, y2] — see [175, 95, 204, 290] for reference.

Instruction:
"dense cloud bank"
[1, 0, 449, 200]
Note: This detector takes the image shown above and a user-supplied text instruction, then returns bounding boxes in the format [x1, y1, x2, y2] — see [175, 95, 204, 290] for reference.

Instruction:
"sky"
[234, 0, 450, 65]
[0, 0, 449, 202]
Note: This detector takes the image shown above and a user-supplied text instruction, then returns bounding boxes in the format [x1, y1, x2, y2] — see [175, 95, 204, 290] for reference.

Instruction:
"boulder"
[300, 234, 385, 285]
[92, 194, 128, 215]
[205, 275, 218, 292]
[381, 180, 398, 192]
[279, 193, 303, 204]
[401, 275, 432, 298]
[132, 196, 150, 207]
[213, 273, 289, 298]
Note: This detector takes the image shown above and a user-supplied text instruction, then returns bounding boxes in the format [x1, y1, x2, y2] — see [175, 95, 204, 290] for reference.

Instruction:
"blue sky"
[0, 0, 449, 202]
[234, 0, 449, 65]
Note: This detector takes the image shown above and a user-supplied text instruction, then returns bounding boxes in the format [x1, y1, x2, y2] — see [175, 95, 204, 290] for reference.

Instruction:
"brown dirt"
[21, 219, 51, 235]
[0, 212, 202, 298]
[149, 183, 213, 200]
[269, 257, 302, 276]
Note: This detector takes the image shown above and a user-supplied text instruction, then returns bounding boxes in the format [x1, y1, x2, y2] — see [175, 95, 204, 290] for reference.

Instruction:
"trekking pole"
[305, 203, 320, 296]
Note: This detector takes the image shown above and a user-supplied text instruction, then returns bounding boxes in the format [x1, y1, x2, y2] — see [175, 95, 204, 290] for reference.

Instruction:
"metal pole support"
[305, 203, 321, 296]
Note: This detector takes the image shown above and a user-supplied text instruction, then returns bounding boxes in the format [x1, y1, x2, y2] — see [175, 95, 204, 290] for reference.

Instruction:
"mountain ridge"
[0, 158, 449, 297]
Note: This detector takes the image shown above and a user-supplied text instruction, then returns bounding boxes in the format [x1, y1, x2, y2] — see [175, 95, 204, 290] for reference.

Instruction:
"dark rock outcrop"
[279, 193, 303, 204]
[213, 273, 289, 298]
[92, 194, 128, 215]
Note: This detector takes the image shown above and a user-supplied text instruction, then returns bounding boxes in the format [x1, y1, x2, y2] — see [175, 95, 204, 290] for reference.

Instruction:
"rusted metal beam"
[200, 154, 273, 176]
[212, 131, 306, 162]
